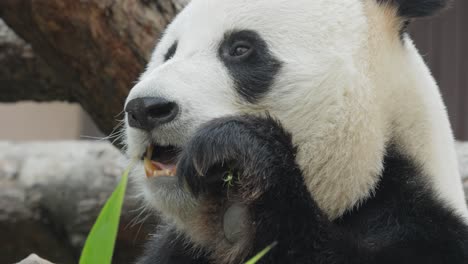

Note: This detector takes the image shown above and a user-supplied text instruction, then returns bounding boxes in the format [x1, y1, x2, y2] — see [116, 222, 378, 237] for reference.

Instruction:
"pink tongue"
[153, 161, 176, 172]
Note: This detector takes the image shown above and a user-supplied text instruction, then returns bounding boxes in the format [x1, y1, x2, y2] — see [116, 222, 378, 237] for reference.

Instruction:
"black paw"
[176, 115, 299, 198]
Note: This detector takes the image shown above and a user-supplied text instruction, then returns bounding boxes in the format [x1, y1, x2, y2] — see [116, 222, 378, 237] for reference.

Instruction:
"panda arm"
[136, 224, 210, 264]
[177, 115, 468, 264]
[336, 149, 468, 264]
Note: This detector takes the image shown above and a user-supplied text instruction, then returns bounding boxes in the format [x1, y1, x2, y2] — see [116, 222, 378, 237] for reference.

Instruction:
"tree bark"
[0, 141, 156, 264]
[0, 20, 74, 104]
[0, 0, 186, 135]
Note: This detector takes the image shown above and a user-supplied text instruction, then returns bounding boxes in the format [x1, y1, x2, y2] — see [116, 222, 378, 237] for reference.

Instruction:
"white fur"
[364, 1, 467, 219]
[125, 0, 468, 230]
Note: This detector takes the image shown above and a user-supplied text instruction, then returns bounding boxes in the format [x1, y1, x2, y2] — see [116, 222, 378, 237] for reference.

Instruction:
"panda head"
[124, 0, 459, 222]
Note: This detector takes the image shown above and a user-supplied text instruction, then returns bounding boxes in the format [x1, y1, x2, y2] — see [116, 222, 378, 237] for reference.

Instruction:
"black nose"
[125, 97, 179, 131]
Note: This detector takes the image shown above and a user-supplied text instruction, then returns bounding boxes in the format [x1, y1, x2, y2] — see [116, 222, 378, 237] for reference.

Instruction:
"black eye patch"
[164, 41, 178, 62]
[219, 30, 282, 103]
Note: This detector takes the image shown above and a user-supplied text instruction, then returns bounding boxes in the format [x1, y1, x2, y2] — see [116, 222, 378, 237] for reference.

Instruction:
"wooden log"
[0, 0, 185, 135]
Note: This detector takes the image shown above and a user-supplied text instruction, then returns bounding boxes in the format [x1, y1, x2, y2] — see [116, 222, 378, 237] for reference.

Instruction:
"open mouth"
[143, 144, 181, 178]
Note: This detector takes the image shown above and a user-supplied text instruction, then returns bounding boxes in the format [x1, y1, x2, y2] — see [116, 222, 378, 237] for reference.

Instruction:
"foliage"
[244, 242, 277, 264]
[79, 164, 132, 264]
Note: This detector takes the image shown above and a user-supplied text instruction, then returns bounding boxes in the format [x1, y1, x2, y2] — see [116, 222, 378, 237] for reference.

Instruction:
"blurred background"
[0, 1, 467, 142]
[0, 103, 102, 140]
[0, 0, 466, 264]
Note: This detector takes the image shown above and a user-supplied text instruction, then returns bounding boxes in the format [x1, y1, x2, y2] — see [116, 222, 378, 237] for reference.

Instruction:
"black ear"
[377, 0, 449, 17]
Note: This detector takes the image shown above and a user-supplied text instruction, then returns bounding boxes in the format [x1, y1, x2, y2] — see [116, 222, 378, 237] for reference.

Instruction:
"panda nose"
[125, 97, 179, 131]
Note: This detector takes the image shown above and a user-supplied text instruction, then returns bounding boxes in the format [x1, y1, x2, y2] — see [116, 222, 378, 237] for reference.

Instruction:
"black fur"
[164, 41, 178, 62]
[137, 226, 208, 264]
[399, 20, 411, 41]
[218, 30, 282, 103]
[139, 115, 468, 263]
[377, 0, 449, 17]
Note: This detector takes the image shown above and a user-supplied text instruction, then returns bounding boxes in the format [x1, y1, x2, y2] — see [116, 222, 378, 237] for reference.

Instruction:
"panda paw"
[176, 114, 299, 200]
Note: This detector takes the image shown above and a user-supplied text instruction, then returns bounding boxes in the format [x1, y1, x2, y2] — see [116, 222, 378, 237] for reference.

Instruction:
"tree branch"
[0, 20, 74, 103]
[0, 0, 184, 135]
[0, 141, 155, 264]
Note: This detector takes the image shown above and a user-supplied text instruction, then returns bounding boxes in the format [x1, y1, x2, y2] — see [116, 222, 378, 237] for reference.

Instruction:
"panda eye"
[164, 41, 178, 62]
[229, 41, 252, 58]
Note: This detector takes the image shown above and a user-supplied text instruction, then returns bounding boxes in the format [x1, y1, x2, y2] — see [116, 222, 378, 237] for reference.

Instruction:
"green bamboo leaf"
[79, 163, 133, 264]
[244, 242, 277, 264]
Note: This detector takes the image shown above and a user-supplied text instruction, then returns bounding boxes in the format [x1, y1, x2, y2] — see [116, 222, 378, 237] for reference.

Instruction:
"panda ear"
[377, 0, 449, 18]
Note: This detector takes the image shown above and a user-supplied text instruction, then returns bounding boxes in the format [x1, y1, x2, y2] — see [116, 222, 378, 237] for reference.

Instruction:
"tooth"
[169, 168, 176, 176]
[144, 157, 156, 178]
[144, 145, 157, 178]
[153, 170, 167, 177]
[146, 145, 154, 159]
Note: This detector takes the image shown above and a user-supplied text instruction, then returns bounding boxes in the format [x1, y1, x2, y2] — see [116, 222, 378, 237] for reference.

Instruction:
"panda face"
[126, 0, 368, 151]
[124, 0, 379, 219]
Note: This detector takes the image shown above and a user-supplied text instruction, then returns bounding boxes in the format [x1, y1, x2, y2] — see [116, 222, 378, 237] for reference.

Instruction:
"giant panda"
[123, 0, 468, 263]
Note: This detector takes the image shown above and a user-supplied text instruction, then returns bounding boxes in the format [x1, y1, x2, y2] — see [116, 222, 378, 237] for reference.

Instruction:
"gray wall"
[410, 0, 468, 140]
